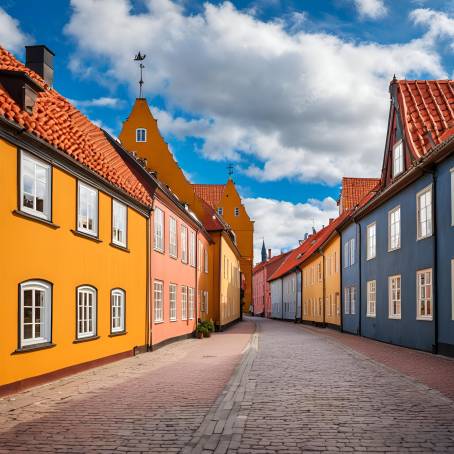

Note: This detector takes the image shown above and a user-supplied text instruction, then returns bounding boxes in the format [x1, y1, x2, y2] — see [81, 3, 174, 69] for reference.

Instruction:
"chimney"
[329, 218, 334, 224]
[268, 249, 272, 260]
[25, 45, 55, 86]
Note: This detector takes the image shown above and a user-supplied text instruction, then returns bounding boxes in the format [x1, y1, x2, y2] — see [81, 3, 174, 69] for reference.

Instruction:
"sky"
[1, 0, 453, 262]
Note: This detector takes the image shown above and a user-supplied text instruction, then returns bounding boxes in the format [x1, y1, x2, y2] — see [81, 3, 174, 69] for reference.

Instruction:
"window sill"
[12, 210, 60, 229]
[71, 230, 102, 243]
[154, 320, 164, 324]
[110, 242, 130, 253]
[109, 331, 127, 337]
[366, 256, 376, 261]
[366, 314, 376, 318]
[416, 317, 433, 322]
[154, 247, 165, 255]
[12, 342, 56, 354]
[388, 316, 401, 320]
[416, 234, 433, 242]
[73, 335, 100, 344]
[387, 247, 400, 253]
[169, 254, 178, 260]
[170, 318, 177, 322]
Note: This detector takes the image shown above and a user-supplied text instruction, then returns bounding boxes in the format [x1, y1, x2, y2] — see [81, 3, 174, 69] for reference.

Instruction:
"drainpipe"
[358, 222, 362, 337]
[294, 271, 298, 323]
[281, 277, 284, 320]
[339, 233, 344, 333]
[148, 198, 156, 350]
[318, 249, 326, 327]
[195, 229, 199, 332]
[145, 215, 150, 350]
[218, 233, 223, 330]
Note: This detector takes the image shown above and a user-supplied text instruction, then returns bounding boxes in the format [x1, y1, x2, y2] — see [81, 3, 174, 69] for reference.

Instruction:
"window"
[336, 293, 340, 315]
[344, 287, 355, 315]
[388, 206, 401, 251]
[234, 207, 239, 216]
[169, 283, 177, 321]
[417, 186, 432, 240]
[389, 275, 401, 319]
[181, 225, 188, 263]
[317, 263, 322, 282]
[350, 287, 356, 315]
[344, 239, 355, 267]
[19, 280, 52, 348]
[169, 217, 177, 258]
[154, 281, 163, 322]
[204, 248, 209, 273]
[198, 241, 203, 271]
[217, 207, 223, 216]
[417, 269, 432, 320]
[20, 151, 51, 220]
[111, 289, 125, 333]
[77, 286, 97, 339]
[189, 231, 196, 267]
[112, 200, 127, 247]
[350, 239, 355, 267]
[181, 286, 188, 320]
[451, 170, 454, 226]
[334, 251, 338, 273]
[154, 207, 164, 252]
[366, 223, 376, 260]
[188, 287, 195, 319]
[393, 141, 404, 177]
[136, 128, 147, 142]
[367, 280, 376, 317]
[77, 182, 98, 236]
[201, 290, 209, 313]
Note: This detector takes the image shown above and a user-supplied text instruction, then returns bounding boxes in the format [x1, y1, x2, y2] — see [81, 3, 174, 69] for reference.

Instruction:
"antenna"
[227, 163, 234, 178]
[134, 52, 146, 98]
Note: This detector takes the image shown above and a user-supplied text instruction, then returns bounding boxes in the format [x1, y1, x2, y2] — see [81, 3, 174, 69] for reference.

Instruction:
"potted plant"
[196, 323, 207, 339]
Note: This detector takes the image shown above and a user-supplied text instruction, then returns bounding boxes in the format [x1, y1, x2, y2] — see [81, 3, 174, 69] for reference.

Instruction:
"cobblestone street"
[2, 317, 454, 453]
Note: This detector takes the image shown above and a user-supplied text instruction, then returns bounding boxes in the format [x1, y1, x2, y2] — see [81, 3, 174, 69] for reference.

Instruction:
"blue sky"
[1, 0, 453, 261]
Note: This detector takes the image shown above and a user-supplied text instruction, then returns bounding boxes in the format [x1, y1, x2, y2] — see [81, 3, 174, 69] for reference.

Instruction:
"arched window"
[111, 289, 126, 333]
[76, 286, 97, 339]
[19, 280, 52, 348]
[136, 128, 147, 143]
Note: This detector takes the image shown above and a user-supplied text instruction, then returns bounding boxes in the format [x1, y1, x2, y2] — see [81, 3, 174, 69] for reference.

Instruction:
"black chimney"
[25, 45, 55, 86]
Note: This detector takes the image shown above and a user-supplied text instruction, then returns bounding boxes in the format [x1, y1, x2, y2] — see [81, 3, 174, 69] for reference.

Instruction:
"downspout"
[281, 277, 284, 320]
[318, 249, 326, 327]
[358, 222, 362, 337]
[195, 229, 199, 331]
[148, 198, 156, 350]
[339, 233, 344, 332]
[145, 215, 150, 350]
[294, 271, 298, 323]
[218, 233, 223, 330]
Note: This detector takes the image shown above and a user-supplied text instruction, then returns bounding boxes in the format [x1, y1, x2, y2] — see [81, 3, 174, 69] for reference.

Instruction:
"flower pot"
[196, 331, 203, 339]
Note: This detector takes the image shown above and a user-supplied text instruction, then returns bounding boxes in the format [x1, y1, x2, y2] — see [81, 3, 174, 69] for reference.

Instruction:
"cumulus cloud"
[64, 0, 449, 185]
[410, 8, 454, 50]
[243, 196, 339, 263]
[353, 0, 387, 19]
[0, 7, 30, 53]
[70, 96, 124, 108]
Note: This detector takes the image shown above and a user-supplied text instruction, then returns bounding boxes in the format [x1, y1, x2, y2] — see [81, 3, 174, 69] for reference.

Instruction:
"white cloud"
[0, 7, 30, 53]
[353, 0, 387, 19]
[70, 96, 124, 108]
[410, 8, 454, 49]
[243, 196, 339, 264]
[65, 0, 449, 185]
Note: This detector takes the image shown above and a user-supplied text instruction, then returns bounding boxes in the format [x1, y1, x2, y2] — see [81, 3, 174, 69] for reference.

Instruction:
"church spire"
[261, 239, 267, 263]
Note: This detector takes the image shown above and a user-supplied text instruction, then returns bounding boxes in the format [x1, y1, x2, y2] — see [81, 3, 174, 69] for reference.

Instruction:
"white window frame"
[416, 185, 433, 240]
[19, 280, 52, 348]
[204, 247, 209, 273]
[189, 231, 196, 267]
[77, 285, 97, 339]
[217, 207, 223, 216]
[367, 280, 376, 318]
[181, 286, 188, 320]
[136, 128, 147, 143]
[198, 240, 203, 271]
[188, 287, 195, 320]
[154, 280, 164, 323]
[350, 287, 356, 315]
[169, 283, 177, 321]
[366, 222, 376, 260]
[344, 241, 349, 268]
[388, 206, 401, 251]
[416, 269, 432, 321]
[77, 181, 99, 237]
[154, 207, 164, 252]
[392, 140, 404, 178]
[20, 151, 51, 220]
[112, 199, 127, 247]
[111, 289, 125, 333]
[388, 275, 402, 320]
[181, 225, 188, 263]
[169, 217, 178, 258]
[451, 169, 454, 226]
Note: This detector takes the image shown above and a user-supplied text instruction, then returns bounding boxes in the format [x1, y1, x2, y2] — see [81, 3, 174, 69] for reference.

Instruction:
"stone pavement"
[2, 317, 454, 453]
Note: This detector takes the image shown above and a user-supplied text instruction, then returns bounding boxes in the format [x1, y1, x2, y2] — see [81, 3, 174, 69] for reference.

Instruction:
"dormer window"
[136, 128, 147, 143]
[392, 141, 404, 178]
[217, 207, 223, 216]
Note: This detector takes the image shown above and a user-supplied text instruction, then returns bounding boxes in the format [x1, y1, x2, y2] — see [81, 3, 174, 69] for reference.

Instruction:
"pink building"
[252, 251, 289, 318]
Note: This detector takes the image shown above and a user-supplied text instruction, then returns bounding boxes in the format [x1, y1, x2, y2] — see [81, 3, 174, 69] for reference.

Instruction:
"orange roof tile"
[396, 80, 454, 159]
[192, 184, 225, 209]
[339, 177, 380, 212]
[0, 46, 151, 207]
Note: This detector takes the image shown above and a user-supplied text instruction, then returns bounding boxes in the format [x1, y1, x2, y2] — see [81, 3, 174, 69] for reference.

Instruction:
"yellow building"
[0, 46, 152, 394]
[322, 235, 341, 327]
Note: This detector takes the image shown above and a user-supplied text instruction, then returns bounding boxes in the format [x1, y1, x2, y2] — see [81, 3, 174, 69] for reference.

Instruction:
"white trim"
[153, 207, 164, 253]
[392, 140, 404, 178]
[416, 268, 433, 321]
[77, 286, 97, 338]
[366, 222, 376, 261]
[366, 280, 376, 318]
[169, 283, 177, 321]
[169, 217, 178, 258]
[112, 199, 127, 247]
[136, 128, 147, 143]
[181, 225, 188, 263]
[153, 280, 164, 323]
[416, 184, 433, 241]
[77, 181, 98, 237]
[388, 275, 401, 320]
[111, 289, 125, 332]
[181, 285, 188, 320]
[388, 206, 401, 252]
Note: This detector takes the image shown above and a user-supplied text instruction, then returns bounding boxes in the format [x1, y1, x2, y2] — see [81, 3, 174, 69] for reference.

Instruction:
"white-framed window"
[234, 207, 239, 216]
[350, 287, 356, 315]
[451, 169, 454, 226]
[77, 181, 98, 236]
[154, 207, 164, 252]
[198, 240, 203, 271]
[388, 275, 401, 319]
[417, 186, 433, 240]
[417, 269, 432, 320]
[188, 287, 195, 319]
[201, 290, 209, 313]
[367, 280, 376, 317]
[344, 239, 355, 268]
[169, 217, 177, 258]
[189, 231, 196, 267]
[388, 206, 401, 251]
[181, 225, 188, 263]
[111, 289, 125, 333]
[154, 280, 163, 323]
[136, 128, 147, 142]
[334, 251, 338, 274]
[181, 286, 188, 320]
[112, 200, 127, 247]
[77, 286, 97, 339]
[19, 280, 52, 347]
[217, 207, 223, 216]
[20, 151, 51, 220]
[169, 283, 177, 321]
[350, 239, 355, 267]
[317, 263, 322, 282]
[204, 247, 209, 273]
[393, 140, 404, 177]
[336, 293, 340, 315]
[366, 222, 376, 260]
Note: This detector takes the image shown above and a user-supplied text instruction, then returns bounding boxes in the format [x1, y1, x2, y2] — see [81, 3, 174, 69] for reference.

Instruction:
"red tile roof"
[192, 184, 225, 209]
[339, 177, 380, 212]
[253, 251, 289, 274]
[396, 80, 454, 159]
[198, 196, 226, 232]
[0, 46, 151, 206]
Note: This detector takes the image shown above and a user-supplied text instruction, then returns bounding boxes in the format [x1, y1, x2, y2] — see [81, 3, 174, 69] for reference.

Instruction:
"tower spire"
[134, 52, 146, 98]
[261, 238, 267, 263]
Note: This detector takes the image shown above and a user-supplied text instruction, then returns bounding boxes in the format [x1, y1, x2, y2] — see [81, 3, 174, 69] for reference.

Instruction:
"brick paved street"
[2, 317, 454, 453]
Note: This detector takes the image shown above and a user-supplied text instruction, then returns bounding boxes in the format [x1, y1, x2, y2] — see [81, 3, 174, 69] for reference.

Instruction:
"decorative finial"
[227, 163, 234, 178]
[134, 52, 146, 98]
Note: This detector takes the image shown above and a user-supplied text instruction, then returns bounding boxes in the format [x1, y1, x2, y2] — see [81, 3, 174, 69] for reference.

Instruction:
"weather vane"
[134, 52, 146, 98]
[227, 163, 234, 178]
